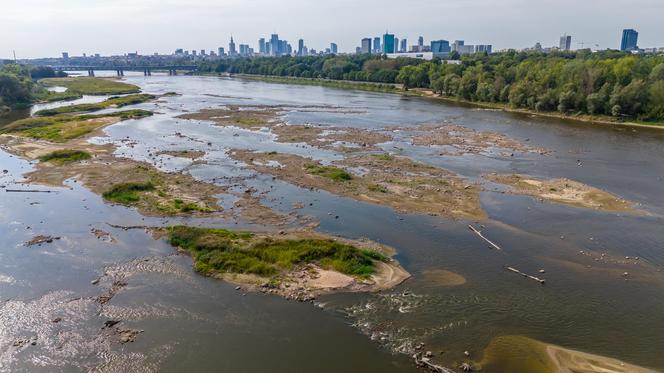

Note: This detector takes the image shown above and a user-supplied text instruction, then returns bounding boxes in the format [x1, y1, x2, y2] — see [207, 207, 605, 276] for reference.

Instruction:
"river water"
[1, 72, 663, 372]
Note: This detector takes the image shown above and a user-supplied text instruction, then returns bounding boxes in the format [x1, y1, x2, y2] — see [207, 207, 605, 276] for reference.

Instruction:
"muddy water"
[2, 72, 664, 372]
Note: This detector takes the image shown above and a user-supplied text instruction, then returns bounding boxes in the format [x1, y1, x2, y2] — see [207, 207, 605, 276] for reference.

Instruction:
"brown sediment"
[409, 123, 548, 156]
[176, 105, 282, 128]
[484, 173, 636, 213]
[479, 335, 657, 373]
[230, 149, 486, 220]
[419, 269, 467, 287]
[271, 124, 392, 152]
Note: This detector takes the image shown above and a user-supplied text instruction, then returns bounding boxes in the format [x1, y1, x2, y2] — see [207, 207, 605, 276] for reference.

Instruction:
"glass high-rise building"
[270, 34, 280, 56]
[621, 29, 639, 51]
[431, 40, 451, 54]
[400, 38, 407, 53]
[382, 33, 395, 54]
[373, 37, 381, 53]
[361, 38, 372, 54]
[259, 38, 266, 54]
[298, 39, 304, 56]
[330, 43, 338, 54]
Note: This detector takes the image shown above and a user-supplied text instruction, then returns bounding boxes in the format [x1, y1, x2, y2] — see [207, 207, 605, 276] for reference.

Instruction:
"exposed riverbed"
[1, 72, 664, 372]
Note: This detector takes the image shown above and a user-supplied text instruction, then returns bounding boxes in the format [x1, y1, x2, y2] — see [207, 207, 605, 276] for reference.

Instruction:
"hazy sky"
[2, 0, 663, 59]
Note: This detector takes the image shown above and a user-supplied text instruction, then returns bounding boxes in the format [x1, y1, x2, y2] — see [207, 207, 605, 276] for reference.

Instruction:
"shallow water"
[1, 72, 664, 372]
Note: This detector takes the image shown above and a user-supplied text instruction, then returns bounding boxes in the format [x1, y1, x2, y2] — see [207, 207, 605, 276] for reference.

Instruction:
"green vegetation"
[0, 109, 153, 142]
[167, 225, 386, 277]
[1, 64, 76, 116]
[40, 77, 140, 95]
[304, 164, 352, 181]
[102, 182, 155, 204]
[38, 149, 92, 165]
[34, 94, 155, 116]
[368, 184, 388, 193]
[200, 51, 664, 122]
[370, 153, 394, 161]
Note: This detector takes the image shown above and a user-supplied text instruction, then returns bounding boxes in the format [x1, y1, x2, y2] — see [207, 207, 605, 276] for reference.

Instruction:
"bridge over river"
[50, 65, 198, 76]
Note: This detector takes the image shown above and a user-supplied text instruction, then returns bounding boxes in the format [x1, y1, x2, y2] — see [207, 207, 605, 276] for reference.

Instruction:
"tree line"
[199, 51, 664, 122]
[0, 64, 65, 116]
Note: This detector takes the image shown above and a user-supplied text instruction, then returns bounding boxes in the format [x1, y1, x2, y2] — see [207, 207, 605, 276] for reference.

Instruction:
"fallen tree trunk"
[5, 189, 54, 193]
[505, 266, 546, 284]
[413, 353, 456, 373]
[468, 224, 502, 250]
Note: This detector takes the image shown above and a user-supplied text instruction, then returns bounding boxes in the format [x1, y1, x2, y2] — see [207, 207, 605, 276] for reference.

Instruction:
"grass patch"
[167, 226, 385, 277]
[304, 164, 352, 181]
[102, 182, 155, 204]
[0, 109, 153, 142]
[38, 149, 91, 165]
[34, 94, 155, 116]
[34, 90, 83, 103]
[370, 153, 394, 161]
[237, 75, 399, 94]
[368, 184, 388, 193]
[40, 77, 140, 95]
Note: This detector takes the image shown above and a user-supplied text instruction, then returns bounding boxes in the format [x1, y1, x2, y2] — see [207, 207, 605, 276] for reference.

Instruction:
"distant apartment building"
[174, 49, 183, 55]
[400, 38, 407, 53]
[621, 29, 639, 51]
[431, 40, 451, 54]
[559, 34, 572, 51]
[330, 43, 338, 54]
[418, 36, 424, 48]
[62, 52, 69, 59]
[373, 37, 381, 53]
[361, 38, 372, 54]
[218, 47, 225, 56]
[383, 33, 395, 54]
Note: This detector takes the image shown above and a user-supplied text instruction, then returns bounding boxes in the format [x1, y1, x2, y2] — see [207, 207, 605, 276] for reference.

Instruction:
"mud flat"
[479, 336, 658, 373]
[408, 123, 548, 156]
[177, 105, 282, 128]
[271, 124, 392, 152]
[231, 149, 486, 220]
[164, 226, 410, 301]
[485, 173, 637, 213]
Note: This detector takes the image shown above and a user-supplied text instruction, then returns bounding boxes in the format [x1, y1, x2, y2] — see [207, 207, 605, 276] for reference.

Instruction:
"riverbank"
[227, 74, 664, 130]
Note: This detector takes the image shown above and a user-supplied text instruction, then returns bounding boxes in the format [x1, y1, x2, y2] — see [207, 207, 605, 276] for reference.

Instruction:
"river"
[1, 72, 663, 372]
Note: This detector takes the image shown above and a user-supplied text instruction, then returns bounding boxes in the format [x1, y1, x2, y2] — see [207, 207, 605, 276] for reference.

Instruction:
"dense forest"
[199, 51, 664, 122]
[0, 64, 65, 116]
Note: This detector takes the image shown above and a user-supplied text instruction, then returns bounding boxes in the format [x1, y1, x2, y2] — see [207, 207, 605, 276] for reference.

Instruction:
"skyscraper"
[431, 40, 451, 54]
[418, 36, 424, 48]
[361, 38, 372, 54]
[330, 43, 338, 54]
[270, 34, 280, 56]
[394, 38, 399, 52]
[373, 37, 381, 53]
[620, 29, 639, 51]
[400, 39, 407, 53]
[298, 39, 304, 56]
[229, 36, 237, 56]
[218, 47, 225, 56]
[559, 34, 572, 51]
[382, 33, 395, 53]
[259, 38, 266, 54]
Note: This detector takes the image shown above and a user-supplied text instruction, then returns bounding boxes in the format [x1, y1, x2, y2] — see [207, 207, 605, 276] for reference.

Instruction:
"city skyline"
[2, 0, 664, 59]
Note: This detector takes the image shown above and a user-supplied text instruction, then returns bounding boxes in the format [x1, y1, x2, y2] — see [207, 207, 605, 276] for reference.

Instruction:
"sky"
[1, 0, 663, 59]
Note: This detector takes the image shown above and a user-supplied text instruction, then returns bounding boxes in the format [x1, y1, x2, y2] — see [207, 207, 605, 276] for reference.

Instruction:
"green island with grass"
[40, 77, 140, 95]
[167, 225, 387, 277]
[0, 109, 153, 142]
[304, 164, 352, 181]
[101, 177, 212, 215]
[38, 149, 92, 165]
[34, 94, 156, 116]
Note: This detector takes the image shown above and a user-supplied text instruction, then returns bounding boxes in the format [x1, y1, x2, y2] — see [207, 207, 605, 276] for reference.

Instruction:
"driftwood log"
[413, 352, 456, 373]
[505, 266, 546, 284]
[468, 225, 502, 250]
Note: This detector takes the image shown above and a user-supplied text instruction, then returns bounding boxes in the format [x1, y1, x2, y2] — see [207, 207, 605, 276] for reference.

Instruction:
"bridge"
[49, 65, 198, 77]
